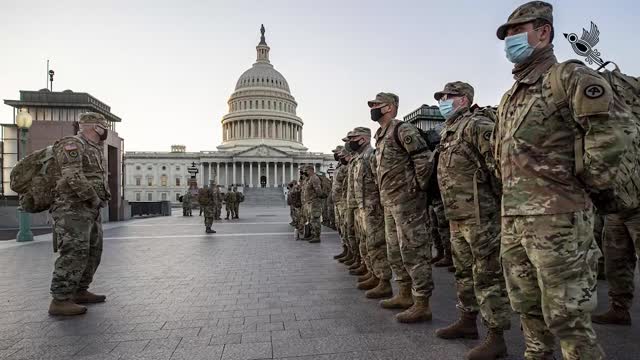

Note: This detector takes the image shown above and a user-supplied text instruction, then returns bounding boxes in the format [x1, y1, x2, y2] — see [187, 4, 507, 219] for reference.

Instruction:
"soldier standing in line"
[233, 187, 243, 219]
[369, 92, 435, 323]
[287, 181, 296, 226]
[433, 82, 510, 359]
[592, 209, 639, 325]
[48, 112, 110, 316]
[495, 2, 607, 358]
[182, 189, 192, 217]
[346, 127, 393, 299]
[290, 180, 303, 239]
[225, 187, 236, 220]
[301, 165, 323, 243]
[197, 185, 217, 234]
[331, 145, 349, 259]
[336, 146, 356, 264]
[214, 185, 223, 220]
[296, 170, 308, 240]
[344, 132, 362, 271]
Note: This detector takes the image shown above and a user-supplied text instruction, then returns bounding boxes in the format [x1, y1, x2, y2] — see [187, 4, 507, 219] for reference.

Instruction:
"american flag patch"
[64, 144, 78, 151]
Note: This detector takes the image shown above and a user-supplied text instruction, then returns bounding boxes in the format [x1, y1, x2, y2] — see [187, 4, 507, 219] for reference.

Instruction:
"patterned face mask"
[438, 99, 455, 119]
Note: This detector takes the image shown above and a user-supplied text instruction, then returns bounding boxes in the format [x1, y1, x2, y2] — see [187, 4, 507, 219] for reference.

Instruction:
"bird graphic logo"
[564, 21, 605, 67]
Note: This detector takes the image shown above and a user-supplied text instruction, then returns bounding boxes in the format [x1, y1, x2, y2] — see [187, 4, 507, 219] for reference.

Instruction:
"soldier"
[48, 112, 111, 316]
[214, 185, 223, 220]
[225, 187, 237, 220]
[494, 2, 606, 358]
[369, 92, 435, 323]
[336, 146, 356, 264]
[592, 209, 639, 325]
[301, 165, 323, 243]
[331, 145, 349, 259]
[287, 181, 296, 226]
[296, 170, 308, 240]
[182, 189, 192, 216]
[197, 185, 217, 234]
[346, 127, 393, 299]
[433, 82, 510, 359]
[344, 133, 362, 272]
[233, 187, 243, 219]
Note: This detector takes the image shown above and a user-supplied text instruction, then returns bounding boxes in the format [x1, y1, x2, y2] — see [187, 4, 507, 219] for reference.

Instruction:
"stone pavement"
[0, 206, 638, 360]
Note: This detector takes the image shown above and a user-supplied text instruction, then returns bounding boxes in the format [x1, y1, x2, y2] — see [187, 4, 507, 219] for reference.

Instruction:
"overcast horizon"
[1, 0, 638, 153]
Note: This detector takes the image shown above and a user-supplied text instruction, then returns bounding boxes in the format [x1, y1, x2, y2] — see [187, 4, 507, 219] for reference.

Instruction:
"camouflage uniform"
[372, 93, 435, 299]
[435, 82, 510, 332]
[214, 186, 223, 220]
[602, 208, 640, 311]
[351, 140, 391, 282]
[182, 191, 192, 216]
[345, 149, 360, 261]
[233, 188, 242, 219]
[50, 114, 111, 301]
[198, 186, 217, 231]
[331, 151, 349, 249]
[225, 190, 237, 219]
[429, 200, 451, 261]
[302, 167, 323, 242]
[297, 176, 308, 237]
[495, 2, 607, 358]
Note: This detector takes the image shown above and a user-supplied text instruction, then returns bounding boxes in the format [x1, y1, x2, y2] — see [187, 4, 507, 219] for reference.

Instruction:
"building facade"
[124, 26, 334, 204]
[403, 104, 445, 131]
[1, 89, 125, 221]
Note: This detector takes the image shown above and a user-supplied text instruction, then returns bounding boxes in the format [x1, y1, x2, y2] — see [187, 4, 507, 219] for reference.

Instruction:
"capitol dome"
[219, 25, 306, 152]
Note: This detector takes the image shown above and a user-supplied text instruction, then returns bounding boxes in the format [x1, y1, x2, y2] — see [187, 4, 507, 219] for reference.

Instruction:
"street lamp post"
[15, 108, 33, 242]
[327, 164, 335, 180]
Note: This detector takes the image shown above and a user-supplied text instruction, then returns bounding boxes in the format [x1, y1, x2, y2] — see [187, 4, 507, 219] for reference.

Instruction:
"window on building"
[161, 175, 167, 186]
[147, 166, 152, 170]
[161, 193, 167, 201]
[147, 177, 153, 186]
[147, 193, 153, 201]
[136, 165, 141, 170]
[135, 193, 141, 201]
[175, 178, 181, 186]
[135, 177, 141, 186]
[162, 166, 166, 170]
[176, 166, 180, 171]
[176, 193, 181, 201]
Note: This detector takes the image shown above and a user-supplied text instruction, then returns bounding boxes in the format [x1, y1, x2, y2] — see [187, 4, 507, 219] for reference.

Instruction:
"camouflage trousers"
[430, 201, 451, 255]
[449, 215, 510, 330]
[291, 207, 301, 229]
[216, 205, 222, 219]
[297, 205, 307, 236]
[346, 207, 358, 259]
[304, 201, 322, 240]
[335, 204, 347, 247]
[355, 208, 370, 270]
[357, 204, 392, 280]
[603, 208, 640, 310]
[203, 205, 215, 227]
[501, 209, 604, 360]
[234, 203, 240, 218]
[384, 194, 434, 298]
[226, 203, 236, 218]
[50, 205, 103, 301]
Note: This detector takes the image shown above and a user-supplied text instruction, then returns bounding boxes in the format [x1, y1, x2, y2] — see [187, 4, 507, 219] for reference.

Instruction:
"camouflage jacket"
[351, 146, 381, 208]
[290, 185, 302, 208]
[495, 58, 612, 215]
[346, 160, 359, 209]
[182, 192, 192, 206]
[302, 173, 323, 205]
[225, 191, 237, 204]
[52, 134, 110, 206]
[331, 164, 348, 206]
[198, 188, 217, 208]
[374, 119, 434, 205]
[437, 107, 499, 221]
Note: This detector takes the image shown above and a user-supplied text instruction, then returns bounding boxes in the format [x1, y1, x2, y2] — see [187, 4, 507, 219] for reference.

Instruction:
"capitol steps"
[241, 187, 286, 207]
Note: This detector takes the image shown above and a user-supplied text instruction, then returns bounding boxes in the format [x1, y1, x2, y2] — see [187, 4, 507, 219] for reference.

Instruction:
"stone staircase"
[241, 187, 286, 207]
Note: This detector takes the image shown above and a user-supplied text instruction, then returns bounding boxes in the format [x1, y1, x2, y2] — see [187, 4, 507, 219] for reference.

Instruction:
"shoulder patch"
[483, 131, 491, 141]
[403, 136, 413, 144]
[584, 84, 605, 99]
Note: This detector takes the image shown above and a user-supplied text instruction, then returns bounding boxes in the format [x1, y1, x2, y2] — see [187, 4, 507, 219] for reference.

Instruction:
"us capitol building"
[124, 26, 335, 203]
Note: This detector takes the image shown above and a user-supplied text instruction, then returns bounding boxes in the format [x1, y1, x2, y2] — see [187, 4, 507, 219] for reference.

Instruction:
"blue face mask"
[438, 99, 455, 119]
[504, 31, 537, 64]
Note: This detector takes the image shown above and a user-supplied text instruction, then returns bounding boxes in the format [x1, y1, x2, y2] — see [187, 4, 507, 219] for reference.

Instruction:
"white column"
[266, 162, 270, 187]
[281, 162, 285, 186]
[249, 162, 253, 187]
[208, 162, 212, 185]
[258, 162, 262, 186]
[233, 162, 236, 186]
[289, 162, 293, 183]
[199, 163, 204, 187]
[241, 162, 245, 186]
[225, 162, 228, 186]
[216, 162, 220, 184]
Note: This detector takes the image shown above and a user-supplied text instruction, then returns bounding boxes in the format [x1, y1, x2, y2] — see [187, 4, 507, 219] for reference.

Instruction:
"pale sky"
[1, 0, 637, 153]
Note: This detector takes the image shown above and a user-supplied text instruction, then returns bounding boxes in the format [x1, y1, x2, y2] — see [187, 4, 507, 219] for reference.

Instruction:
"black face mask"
[349, 140, 362, 151]
[97, 126, 109, 141]
[370, 107, 384, 122]
[333, 153, 340, 161]
[340, 158, 348, 165]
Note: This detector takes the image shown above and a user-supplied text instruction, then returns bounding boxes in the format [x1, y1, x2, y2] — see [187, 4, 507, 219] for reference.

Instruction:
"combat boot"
[348, 261, 361, 271]
[333, 246, 348, 259]
[72, 290, 106, 304]
[206, 227, 217, 234]
[349, 264, 367, 276]
[380, 285, 413, 310]
[340, 253, 354, 264]
[466, 329, 507, 360]
[434, 250, 453, 267]
[49, 299, 87, 316]
[395, 296, 432, 323]
[365, 279, 392, 299]
[357, 275, 379, 290]
[308, 238, 320, 243]
[435, 312, 479, 339]
[337, 251, 351, 262]
[448, 265, 456, 273]
[591, 305, 631, 325]
[357, 272, 372, 282]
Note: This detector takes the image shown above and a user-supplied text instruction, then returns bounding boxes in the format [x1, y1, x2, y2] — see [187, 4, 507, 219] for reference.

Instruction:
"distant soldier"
[331, 145, 349, 259]
[286, 181, 296, 226]
[214, 185, 224, 220]
[369, 92, 435, 323]
[335, 146, 355, 263]
[301, 165, 323, 243]
[48, 112, 111, 316]
[181, 190, 192, 216]
[233, 187, 243, 219]
[197, 185, 217, 234]
[296, 171, 308, 239]
[225, 187, 237, 220]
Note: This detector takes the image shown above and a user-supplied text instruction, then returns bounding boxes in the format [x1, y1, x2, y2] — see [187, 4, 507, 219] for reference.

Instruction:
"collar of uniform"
[517, 60, 556, 85]
[443, 107, 470, 134]
[374, 118, 397, 142]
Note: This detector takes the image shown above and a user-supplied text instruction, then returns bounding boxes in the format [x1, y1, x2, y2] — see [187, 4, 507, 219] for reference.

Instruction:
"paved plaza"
[0, 206, 638, 360]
